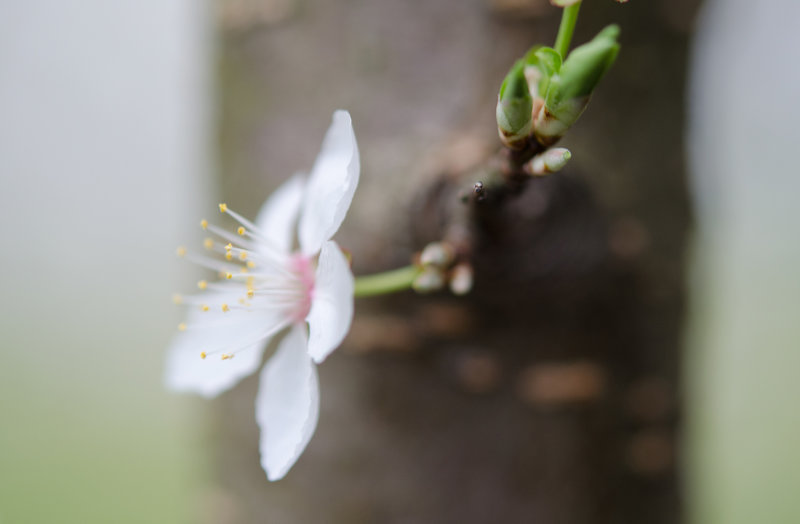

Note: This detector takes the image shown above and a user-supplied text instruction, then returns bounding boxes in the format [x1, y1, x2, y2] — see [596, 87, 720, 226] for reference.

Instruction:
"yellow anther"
[203, 238, 214, 250]
[200, 351, 207, 360]
[197, 280, 207, 290]
[240, 267, 248, 274]
[178, 323, 187, 331]
[200, 219, 208, 230]
[172, 294, 183, 305]
[225, 252, 233, 261]
[221, 353, 234, 360]
[237, 226, 245, 236]
[201, 304, 209, 312]
[247, 260, 256, 269]
[239, 251, 247, 260]
[246, 289, 254, 298]
[246, 276, 255, 288]
[221, 303, 230, 312]
[218, 203, 227, 213]
[225, 243, 232, 251]
[238, 298, 246, 305]
[176, 246, 187, 257]
[225, 272, 233, 280]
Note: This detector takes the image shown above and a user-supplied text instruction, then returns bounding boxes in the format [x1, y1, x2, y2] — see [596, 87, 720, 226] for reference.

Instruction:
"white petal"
[165, 290, 289, 397]
[254, 173, 305, 254]
[256, 325, 320, 481]
[298, 110, 360, 255]
[306, 241, 354, 363]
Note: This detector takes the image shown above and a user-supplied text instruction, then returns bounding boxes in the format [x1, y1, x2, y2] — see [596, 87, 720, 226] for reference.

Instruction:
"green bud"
[496, 60, 533, 149]
[535, 25, 620, 145]
[556, 24, 619, 100]
[594, 24, 621, 42]
[529, 147, 572, 175]
[550, 0, 581, 6]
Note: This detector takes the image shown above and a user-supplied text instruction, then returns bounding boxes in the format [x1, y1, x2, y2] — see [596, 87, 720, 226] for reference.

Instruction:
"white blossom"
[166, 110, 359, 480]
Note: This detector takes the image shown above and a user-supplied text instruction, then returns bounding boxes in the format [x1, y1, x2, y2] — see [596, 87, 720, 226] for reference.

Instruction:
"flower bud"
[420, 241, 454, 268]
[534, 25, 620, 145]
[449, 263, 474, 296]
[412, 266, 445, 293]
[528, 147, 572, 176]
[496, 60, 533, 150]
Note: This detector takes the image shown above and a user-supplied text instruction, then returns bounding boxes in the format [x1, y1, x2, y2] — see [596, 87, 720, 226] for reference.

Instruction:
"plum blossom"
[166, 110, 359, 480]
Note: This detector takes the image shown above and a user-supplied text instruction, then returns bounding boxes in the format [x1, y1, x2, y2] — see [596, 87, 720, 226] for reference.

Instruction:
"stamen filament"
[221, 207, 261, 235]
[206, 223, 257, 252]
[220, 206, 291, 260]
[204, 222, 291, 272]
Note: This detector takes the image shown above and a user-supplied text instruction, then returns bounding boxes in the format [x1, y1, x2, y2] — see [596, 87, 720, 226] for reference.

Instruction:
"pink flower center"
[289, 254, 315, 323]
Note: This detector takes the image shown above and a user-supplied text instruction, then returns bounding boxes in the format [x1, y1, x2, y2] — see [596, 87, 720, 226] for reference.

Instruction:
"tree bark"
[210, 0, 700, 522]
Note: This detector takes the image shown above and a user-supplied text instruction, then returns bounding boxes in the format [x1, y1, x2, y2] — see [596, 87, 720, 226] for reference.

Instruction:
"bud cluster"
[412, 242, 474, 296]
[495, 24, 620, 168]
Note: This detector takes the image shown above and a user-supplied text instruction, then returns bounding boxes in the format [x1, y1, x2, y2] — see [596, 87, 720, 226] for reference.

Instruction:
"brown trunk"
[211, 0, 699, 522]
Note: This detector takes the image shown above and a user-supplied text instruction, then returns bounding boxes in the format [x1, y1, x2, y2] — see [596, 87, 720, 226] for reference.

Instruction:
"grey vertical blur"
[688, 0, 800, 522]
[0, 1, 214, 522]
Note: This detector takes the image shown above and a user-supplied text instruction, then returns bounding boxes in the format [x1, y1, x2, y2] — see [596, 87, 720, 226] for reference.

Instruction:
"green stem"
[554, 2, 582, 59]
[353, 265, 421, 298]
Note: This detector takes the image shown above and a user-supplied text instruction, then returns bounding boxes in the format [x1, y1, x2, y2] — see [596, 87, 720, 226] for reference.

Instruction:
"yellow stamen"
[200, 351, 207, 359]
[175, 246, 187, 257]
[197, 280, 207, 290]
[237, 226, 245, 235]
[225, 243, 232, 251]
[239, 251, 247, 260]
[246, 289, 254, 298]
[221, 303, 230, 312]
[225, 272, 233, 280]
[200, 219, 208, 230]
[247, 260, 256, 269]
[203, 238, 214, 250]
[178, 323, 187, 331]
[238, 298, 246, 305]
[225, 252, 233, 261]
[221, 353, 234, 360]
[172, 294, 183, 305]
[201, 304, 209, 312]
[240, 267, 248, 273]
[218, 203, 227, 213]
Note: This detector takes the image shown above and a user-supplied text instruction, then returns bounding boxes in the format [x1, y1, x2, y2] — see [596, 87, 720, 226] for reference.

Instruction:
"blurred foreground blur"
[0, 1, 213, 522]
[687, 0, 800, 522]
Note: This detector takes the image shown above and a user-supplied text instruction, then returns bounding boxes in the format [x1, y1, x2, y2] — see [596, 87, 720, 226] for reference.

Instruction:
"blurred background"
[0, 0, 798, 523]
